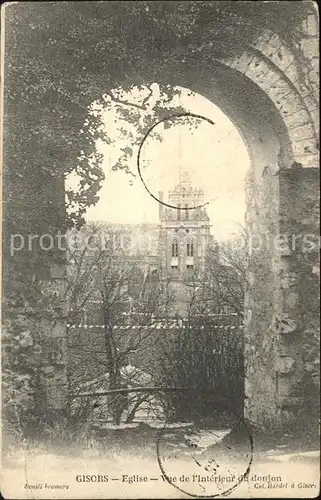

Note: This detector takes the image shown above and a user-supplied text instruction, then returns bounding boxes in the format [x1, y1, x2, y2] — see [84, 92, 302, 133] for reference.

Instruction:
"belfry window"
[187, 243, 194, 257]
[172, 242, 178, 257]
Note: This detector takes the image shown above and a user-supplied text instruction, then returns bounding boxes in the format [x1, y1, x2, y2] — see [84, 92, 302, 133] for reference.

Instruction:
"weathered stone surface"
[288, 123, 315, 142]
[267, 81, 294, 103]
[222, 51, 254, 72]
[244, 145, 319, 432]
[291, 138, 319, 156]
[253, 31, 296, 72]
[275, 314, 297, 334]
[279, 271, 297, 289]
[244, 56, 274, 85]
[244, 378, 252, 398]
[284, 291, 299, 309]
[278, 396, 301, 408]
[279, 341, 293, 357]
[275, 356, 295, 374]
[292, 153, 319, 168]
[277, 375, 293, 397]
[50, 262, 66, 279]
[280, 105, 307, 123]
[252, 31, 276, 54]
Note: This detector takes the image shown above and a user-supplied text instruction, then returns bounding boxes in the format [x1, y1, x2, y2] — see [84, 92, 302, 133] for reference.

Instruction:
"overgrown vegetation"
[151, 238, 246, 423]
[154, 317, 244, 425]
[4, 1, 313, 229]
[2, 1, 317, 445]
[66, 223, 174, 425]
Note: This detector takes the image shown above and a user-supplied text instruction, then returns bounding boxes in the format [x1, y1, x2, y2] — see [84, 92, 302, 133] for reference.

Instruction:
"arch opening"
[65, 65, 298, 431]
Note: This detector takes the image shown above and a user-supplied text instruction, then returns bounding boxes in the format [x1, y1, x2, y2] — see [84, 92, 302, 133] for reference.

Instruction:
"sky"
[66, 84, 250, 242]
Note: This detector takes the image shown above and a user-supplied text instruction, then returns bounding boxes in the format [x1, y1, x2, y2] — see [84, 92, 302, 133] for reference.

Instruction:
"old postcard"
[1, 1, 320, 499]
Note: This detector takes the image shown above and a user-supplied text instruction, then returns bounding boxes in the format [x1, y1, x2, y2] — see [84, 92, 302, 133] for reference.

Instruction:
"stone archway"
[3, 2, 319, 433]
[135, 49, 319, 430]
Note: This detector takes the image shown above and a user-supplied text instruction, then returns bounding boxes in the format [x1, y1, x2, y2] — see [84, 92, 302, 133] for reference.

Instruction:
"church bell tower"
[159, 170, 213, 281]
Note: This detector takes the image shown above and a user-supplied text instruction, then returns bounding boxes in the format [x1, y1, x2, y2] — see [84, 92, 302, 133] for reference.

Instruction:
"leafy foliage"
[1, 288, 59, 442]
[4, 1, 312, 232]
[65, 84, 202, 222]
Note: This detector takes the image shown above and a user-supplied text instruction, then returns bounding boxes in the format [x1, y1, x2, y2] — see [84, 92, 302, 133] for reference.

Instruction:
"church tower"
[159, 170, 213, 281]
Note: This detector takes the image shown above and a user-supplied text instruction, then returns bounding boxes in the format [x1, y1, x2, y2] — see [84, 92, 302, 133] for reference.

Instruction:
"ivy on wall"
[2, 1, 317, 438]
[4, 1, 313, 230]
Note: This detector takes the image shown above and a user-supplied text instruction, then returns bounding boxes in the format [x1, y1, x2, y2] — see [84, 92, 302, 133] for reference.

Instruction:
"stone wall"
[244, 168, 320, 433]
[3, 2, 319, 433]
[243, 154, 282, 429]
[241, 10, 319, 432]
[277, 167, 320, 429]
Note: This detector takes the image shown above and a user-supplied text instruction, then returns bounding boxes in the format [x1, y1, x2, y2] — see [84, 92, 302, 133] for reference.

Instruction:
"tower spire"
[178, 169, 191, 190]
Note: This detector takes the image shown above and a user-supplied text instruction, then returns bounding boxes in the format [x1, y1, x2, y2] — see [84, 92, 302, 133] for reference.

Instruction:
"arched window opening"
[172, 242, 178, 257]
[187, 242, 194, 256]
[177, 203, 181, 221]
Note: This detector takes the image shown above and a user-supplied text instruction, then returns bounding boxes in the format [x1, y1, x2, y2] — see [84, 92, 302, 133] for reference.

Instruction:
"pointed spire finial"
[178, 169, 191, 190]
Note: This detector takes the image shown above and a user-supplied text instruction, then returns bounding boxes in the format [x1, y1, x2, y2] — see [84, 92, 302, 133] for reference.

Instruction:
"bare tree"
[152, 232, 247, 423]
[183, 230, 248, 317]
[66, 223, 174, 424]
